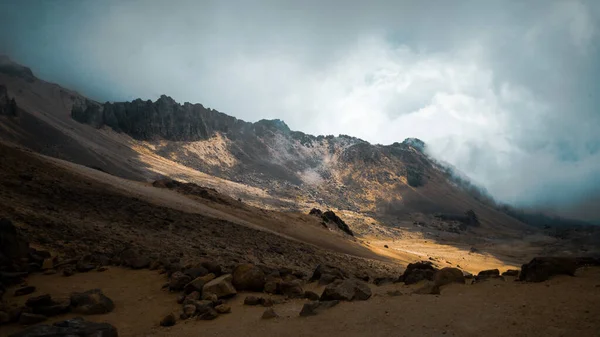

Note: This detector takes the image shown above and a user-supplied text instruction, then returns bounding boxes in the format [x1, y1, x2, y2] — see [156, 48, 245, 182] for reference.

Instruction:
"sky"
[1, 0, 599, 220]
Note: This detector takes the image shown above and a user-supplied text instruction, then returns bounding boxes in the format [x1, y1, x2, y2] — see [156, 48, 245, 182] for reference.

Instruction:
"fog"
[1, 0, 599, 220]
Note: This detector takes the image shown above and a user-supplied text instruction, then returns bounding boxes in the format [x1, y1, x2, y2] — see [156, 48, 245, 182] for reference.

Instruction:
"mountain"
[2, 55, 598, 257]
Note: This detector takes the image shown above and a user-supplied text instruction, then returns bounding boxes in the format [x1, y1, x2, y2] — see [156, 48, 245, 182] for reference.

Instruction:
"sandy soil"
[1, 267, 599, 337]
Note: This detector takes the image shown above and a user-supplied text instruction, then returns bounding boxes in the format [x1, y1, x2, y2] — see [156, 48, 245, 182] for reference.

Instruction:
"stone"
[41, 259, 53, 270]
[194, 300, 214, 315]
[0, 219, 29, 262]
[184, 267, 209, 279]
[62, 266, 75, 277]
[320, 278, 371, 301]
[202, 292, 218, 302]
[304, 290, 320, 301]
[19, 313, 47, 325]
[75, 260, 96, 273]
[214, 304, 231, 314]
[264, 276, 282, 294]
[280, 279, 304, 298]
[199, 260, 223, 276]
[299, 300, 340, 316]
[202, 274, 236, 299]
[26, 295, 53, 308]
[183, 304, 196, 317]
[244, 296, 262, 306]
[399, 261, 437, 285]
[309, 264, 347, 285]
[97, 266, 108, 272]
[9, 317, 118, 337]
[502, 269, 520, 277]
[14, 286, 36, 296]
[519, 257, 578, 282]
[232, 264, 265, 291]
[433, 268, 465, 287]
[169, 271, 192, 291]
[182, 291, 200, 305]
[184, 273, 215, 294]
[197, 308, 218, 320]
[160, 313, 176, 327]
[262, 308, 278, 319]
[413, 283, 441, 295]
[31, 298, 71, 317]
[476, 269, 500, 281]
[70, 289, 115, 315]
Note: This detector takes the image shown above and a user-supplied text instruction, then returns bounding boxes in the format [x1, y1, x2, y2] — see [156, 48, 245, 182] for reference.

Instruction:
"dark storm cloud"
[1, 0, 599, 220]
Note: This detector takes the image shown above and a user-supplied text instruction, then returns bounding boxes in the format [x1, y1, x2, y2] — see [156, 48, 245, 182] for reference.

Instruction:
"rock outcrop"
[519, 257, 578, 282]
[320, 278, 371, 301]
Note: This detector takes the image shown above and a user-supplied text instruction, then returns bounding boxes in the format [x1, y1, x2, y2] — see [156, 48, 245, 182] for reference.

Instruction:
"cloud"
[1, 0, 599, 220]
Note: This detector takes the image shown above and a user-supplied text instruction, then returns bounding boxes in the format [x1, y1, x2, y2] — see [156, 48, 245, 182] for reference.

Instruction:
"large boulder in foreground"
[399, 261, 438, 285]
[9, 317, 118, 337]
[519, 257, 578, 282]
[320, 278, 371, 301]
[202, 274, 237, 298]
[232, 264, 265, 292]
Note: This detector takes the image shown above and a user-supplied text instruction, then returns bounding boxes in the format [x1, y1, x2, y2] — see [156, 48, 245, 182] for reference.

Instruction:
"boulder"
[160, 313, 176, 327]
[476, 269, 500, 280]
[309, 264, 347, 285]
[214, 304, 231, 314]
[19, 313, 47, 325]
[184, 273, 215, 294]
[202, 274, 236, 299]
[280, 279, 304, 298]
[304, 291, 320, 301]
[31, 298, 71, 317]
[264, 274, 282, 294]
[413, 283, 441, 295]
[519, 257, 578, 282]
[261, 308, 278, 319]
[244, 296, 262, 306]
[70, 289, 115, 315]
[502, 269, 520, 277]
[183, 267, 209, 279]
[399, 261, 437, 285]
[197, 308, 218, 320]
[232, 264, 265, 291]
[26, 295, 53, 308]
[299, 300, 340, 317]
[433, 268, 465, 287]
[183, 304, 196, 317]
[169, 271, 192, 291]
[14, 286, 36, 296]
[199, 260, 223, 276]
[320, 278, 371, 301]
[0, 219, 29, 262]
[182, 291, 200, 305]
[9, 317, 118, 337]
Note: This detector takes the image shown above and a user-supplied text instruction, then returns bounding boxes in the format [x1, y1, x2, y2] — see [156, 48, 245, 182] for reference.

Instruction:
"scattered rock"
[9, 317, 118, 337]
[183, 304, 196, 317]
[373, 277, 395, 286]
[232, 264, 265, 292]
[308, 208, 323, 217]
[502, 269, 520, 277]
[202, 293, 218, 302]
[41, 259, 53, 270]
[14, 286, 36, 296]
[184, 273, 215, 294]
[434, 267, 465, 287]
[75, 260, 96, 273]
[169, 271, 192, 291]
[197, 308, 218, 320]
[476, 269, 500, 280]
[244, 296, 262, 306]
[304, 290, 320, 301]
[214, 304, 231, 314]
[519, 257, 578, 282]
[299, 300, 340, 316]
[262, 308, 278, 319]
[320, 278, 371, 301]
[202, 274, 236, 299]
[70, 289, 115, 315]
[399, 261, 437, 285]
[97, 266, 108, 272]
[19, 313, 47, 325]
[182, 291, 200, 305]
[183, 267, 209, 279]
[309, 264, 347, 285]
[280, 279, 304, 298]
[160, 313, 176, 327]
[25, 295, 53, 308]
[62, 266, 75, 277]
[384, 245, 389, 248]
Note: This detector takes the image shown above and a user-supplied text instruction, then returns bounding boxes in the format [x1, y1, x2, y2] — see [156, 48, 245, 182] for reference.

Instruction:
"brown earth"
[1, 266, 599, 337]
